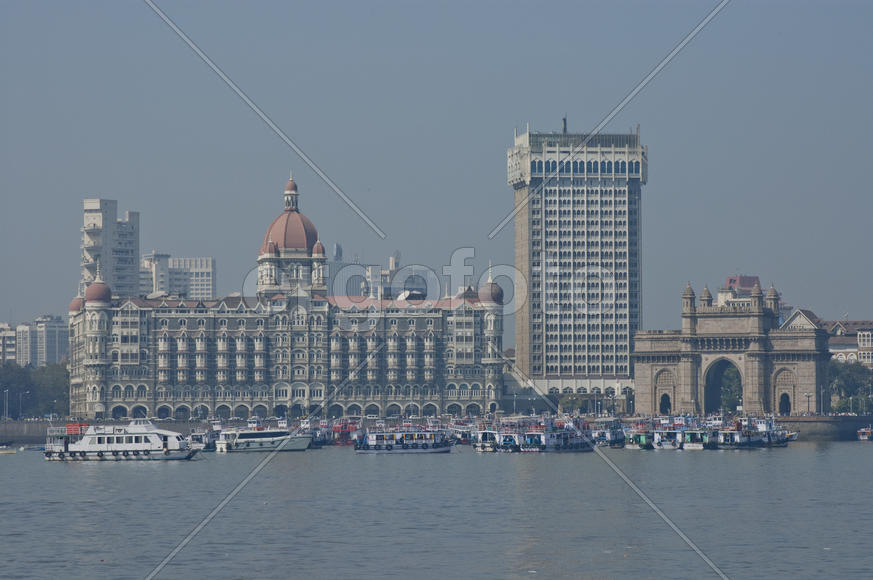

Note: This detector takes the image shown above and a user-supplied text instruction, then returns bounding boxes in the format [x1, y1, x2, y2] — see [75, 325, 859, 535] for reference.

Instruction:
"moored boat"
[472, 429, 498, 452]
[653, 429, 683, 450]
[858, 426, 872, 441]
[682, 429, 718, 450]
[215, 417, 311, 452]
[354, 427, 451, 454]
[44, 420, 198, 461]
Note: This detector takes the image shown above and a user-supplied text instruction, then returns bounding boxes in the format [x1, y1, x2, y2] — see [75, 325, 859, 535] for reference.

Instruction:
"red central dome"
[260, 175, 319, 255]
[260, 210, 318, 254]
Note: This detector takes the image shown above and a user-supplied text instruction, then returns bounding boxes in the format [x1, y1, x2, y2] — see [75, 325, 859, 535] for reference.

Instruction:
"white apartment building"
[15, 315, 68, 366]
[140, 252, 216, 300]
[0, 323, 16, 363]
[507, 123, 646, 395]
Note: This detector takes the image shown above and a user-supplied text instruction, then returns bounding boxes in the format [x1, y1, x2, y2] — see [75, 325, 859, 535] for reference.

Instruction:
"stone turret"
[765, 284, 780, 313]
[699, 285, 713, 307]
[750, 282, 763, 313]
[681, 283, 696, 334]
[681, 282, 696, 312]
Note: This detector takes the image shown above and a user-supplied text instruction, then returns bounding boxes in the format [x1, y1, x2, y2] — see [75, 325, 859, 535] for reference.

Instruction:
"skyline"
[2, 1, 872, 333]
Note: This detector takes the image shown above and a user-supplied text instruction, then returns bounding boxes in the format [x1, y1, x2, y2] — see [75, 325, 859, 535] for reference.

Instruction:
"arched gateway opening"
[705, 360, 742, 414]
[778, 393, 791, 416]
[659, 394, 671, 415]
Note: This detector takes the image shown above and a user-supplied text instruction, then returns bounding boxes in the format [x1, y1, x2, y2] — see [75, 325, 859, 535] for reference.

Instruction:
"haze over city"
[2, 0, 871, 336]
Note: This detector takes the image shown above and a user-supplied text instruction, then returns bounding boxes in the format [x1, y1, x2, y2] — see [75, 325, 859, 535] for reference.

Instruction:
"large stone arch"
[111, 404, 129, 419]
[386, 403, 402, 417]
[703, 358, 743, 414]
[215, 404, 231, 419]
[346, 404, 362, 417]
[174, 405, 191, 421]
[252, 404, 269, 418]
[327, 404, 344, 418]
[192, 404, 210, 419]
[422, 403, 438, 417]
[364, 404, 381, 417]
[653, 369, 676, 415]
[446, 403, 462, 416]
[156, 405, 172, 419]
[465, 403, 481, 417]
[773, 368, 796, 416]
[131, 405, 149, 418]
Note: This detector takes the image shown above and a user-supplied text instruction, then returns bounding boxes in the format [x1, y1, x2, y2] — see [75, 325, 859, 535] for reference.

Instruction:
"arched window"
[606, 161, 612, 173]
[634, 161, 640, 174]
[620, 161, 626, 173]
[537, 160, 543, 172]
[600, 161, 606, 173]
[591, 161, 598, 173]
[572, 161, 578, 172]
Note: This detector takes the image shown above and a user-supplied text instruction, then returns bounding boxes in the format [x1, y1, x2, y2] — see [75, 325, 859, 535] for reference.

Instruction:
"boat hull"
[218, 435, 311, 452]
[355, 444, 450, 454]
[44, 449, 198, 461]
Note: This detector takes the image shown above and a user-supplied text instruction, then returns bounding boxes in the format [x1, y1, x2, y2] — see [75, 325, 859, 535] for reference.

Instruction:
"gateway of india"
[68, 175, 505, 420]
[633, 282, 830, 417]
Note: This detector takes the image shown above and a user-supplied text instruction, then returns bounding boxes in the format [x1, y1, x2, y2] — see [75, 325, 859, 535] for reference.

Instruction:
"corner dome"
[313, 240, 325, 256]
[69, 297, 84, 312]
[85, 280, 112, 303]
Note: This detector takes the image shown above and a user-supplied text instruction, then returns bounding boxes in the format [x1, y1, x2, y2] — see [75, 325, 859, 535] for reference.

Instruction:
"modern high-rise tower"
[79, 199, 140, 298]
[507, 124, 647, 396]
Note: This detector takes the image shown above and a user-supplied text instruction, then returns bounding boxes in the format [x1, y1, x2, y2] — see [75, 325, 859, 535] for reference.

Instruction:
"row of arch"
[532, 160, 641, 176]
[105, 401, 495, 420]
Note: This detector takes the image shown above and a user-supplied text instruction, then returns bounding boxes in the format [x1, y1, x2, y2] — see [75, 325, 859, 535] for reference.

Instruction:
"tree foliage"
[828, 360, 873, 414]
[0, 362, 69, 419]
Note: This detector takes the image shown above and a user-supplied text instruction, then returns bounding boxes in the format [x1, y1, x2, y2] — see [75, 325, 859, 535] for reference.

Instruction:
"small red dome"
[285, 179, 298, 193]
[85, 280, 112, 303]
[313, 240, 325, 255]
[68, 297, 84, 312]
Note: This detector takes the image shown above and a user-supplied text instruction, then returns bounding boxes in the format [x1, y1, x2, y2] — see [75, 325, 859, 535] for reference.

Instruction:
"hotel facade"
[68, 176, 504, 420]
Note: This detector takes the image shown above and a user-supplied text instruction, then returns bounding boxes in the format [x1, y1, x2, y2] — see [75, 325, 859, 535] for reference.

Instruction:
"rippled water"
[2, 442, 871, 579]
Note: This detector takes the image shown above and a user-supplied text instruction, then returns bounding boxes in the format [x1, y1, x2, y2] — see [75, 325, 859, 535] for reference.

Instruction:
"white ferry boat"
[857, 426, 872, 441]
[215, 417, 310, 452]
[44, 420, 198, 461]
[354, 428, 451, 454]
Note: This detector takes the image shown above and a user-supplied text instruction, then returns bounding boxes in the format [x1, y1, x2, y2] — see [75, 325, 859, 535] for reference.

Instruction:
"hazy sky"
[2, 0, 871, 342]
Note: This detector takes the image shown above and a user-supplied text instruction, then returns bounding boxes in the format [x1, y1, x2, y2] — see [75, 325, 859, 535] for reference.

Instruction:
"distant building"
[140, 252, 217, 300]
[15, 315, 68, 367]
[809, 318, 873, 368]
[80, 199, 140, 298]
[326, 246, 428, 300]
[716, 274, 792, 322]
[507, 123, 646, 396]
[0, 323, 16, 363]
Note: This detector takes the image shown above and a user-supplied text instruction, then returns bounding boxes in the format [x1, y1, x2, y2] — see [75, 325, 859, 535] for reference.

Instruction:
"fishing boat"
[472, 429, 498, 452]
[653, 429, 683, 450]
[717, 425, 765, 449]
[858, 426, 872, 441]
[625, 429, 655, 450]
[354, 427, 451, 454]
[520, 430, 546, 452]
[543, 429, 594, 452]
[44, 420, 198, 461]
[331, 418, 360, 445]
[682, 429, 718, 450]
[215, 417, 311, 452]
